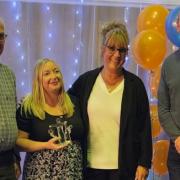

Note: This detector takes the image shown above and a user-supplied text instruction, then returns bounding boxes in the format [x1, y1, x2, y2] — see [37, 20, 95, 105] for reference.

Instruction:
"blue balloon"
[166, 6, 180, 47]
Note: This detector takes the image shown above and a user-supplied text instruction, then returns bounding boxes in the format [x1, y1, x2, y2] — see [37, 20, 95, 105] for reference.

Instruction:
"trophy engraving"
[48, 117, 72, 145]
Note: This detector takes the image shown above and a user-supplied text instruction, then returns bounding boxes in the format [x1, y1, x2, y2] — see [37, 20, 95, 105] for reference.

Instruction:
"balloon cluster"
[132, 5, 168, 70]
[132, 5, 172, 177]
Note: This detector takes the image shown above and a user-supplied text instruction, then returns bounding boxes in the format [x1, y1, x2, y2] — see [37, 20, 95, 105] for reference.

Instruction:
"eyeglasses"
[0, 33, 7, 41]
[105, 45, 128, 54]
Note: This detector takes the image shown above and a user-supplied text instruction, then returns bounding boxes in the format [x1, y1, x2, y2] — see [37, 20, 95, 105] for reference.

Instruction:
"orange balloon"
[150, 104, 161, 138]
[149, 66, 161, 98]
[137, 5, 169, 37]
[132, 30, 167, 70]
[152, 140, 169, 175]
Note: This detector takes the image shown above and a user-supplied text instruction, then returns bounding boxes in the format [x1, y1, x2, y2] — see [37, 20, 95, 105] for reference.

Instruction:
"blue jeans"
[0, 164, 16, 180]
[167, 141, 180, 180]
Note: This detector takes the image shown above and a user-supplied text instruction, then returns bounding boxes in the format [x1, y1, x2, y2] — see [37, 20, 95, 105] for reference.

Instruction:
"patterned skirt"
[22, 141, 83, 180]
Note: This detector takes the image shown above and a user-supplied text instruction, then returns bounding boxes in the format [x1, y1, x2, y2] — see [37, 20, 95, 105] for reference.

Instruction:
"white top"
[87, 74, 124, 169]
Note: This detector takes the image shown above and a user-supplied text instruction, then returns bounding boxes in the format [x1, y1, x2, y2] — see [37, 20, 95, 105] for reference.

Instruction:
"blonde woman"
[68, 22, 152, 180]
[16, 58, 84, 179]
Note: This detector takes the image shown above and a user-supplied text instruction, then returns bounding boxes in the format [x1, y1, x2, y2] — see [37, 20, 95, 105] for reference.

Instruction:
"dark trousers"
[167, 141, 180, 180]
[0, 164, 16, 180]
[85, 168, 134, 180]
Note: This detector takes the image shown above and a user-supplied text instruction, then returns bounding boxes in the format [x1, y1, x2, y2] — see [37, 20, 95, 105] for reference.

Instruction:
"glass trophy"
[48, 117, 72, 146]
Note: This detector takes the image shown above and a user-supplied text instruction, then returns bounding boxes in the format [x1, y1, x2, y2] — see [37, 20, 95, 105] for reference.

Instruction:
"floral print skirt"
[22, 141, 83, 180]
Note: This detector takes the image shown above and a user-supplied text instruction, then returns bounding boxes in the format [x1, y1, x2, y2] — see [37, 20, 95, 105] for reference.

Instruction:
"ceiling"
[2, 0, 180, 8]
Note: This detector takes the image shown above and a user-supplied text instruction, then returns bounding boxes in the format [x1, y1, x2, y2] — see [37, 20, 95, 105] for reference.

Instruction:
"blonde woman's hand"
[45, 137, 66, 150]
[135, 166, 148, 180]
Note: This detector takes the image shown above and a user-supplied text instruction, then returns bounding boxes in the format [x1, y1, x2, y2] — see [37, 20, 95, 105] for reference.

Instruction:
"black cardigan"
[68, 67, 152, 176]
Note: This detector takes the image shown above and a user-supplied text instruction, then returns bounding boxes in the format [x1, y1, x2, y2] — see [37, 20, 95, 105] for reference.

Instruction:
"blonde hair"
[22, 58, 74, 120]
[101, 21, 129, 48]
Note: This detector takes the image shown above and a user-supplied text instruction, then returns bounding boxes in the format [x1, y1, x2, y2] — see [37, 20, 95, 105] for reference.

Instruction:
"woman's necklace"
[101, 70, 124, 92]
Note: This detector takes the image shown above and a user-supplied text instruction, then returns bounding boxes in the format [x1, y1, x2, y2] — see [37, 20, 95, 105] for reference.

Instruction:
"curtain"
[0, 1, 148, 99]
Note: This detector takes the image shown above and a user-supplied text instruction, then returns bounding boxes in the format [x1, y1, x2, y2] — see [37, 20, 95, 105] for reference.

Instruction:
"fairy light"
[42, 4, 54, 57]
[17, 41, 21, 47]
[67, 6, 83, 88]
[49, 19, 53, 24]
[15, 14, 20, 20]
[124, 7, 129, 23]
[75, 59, 78, 64]
[46, 5, 50, 11]
[21, 55, 24, 61]
[21, 81, 24, 86]
[48, 33, 52, 38]
[12, 1, 16, 7]
[9, 1, 30, 97]
[16, 29, 20, 34]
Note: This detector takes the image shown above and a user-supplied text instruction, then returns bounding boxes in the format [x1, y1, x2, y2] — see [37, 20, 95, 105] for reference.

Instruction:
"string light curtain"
[0, 1, 144, 100]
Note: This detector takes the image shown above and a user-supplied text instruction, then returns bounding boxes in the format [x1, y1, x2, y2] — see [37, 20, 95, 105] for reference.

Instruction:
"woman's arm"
[16, 130, 63, 152]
